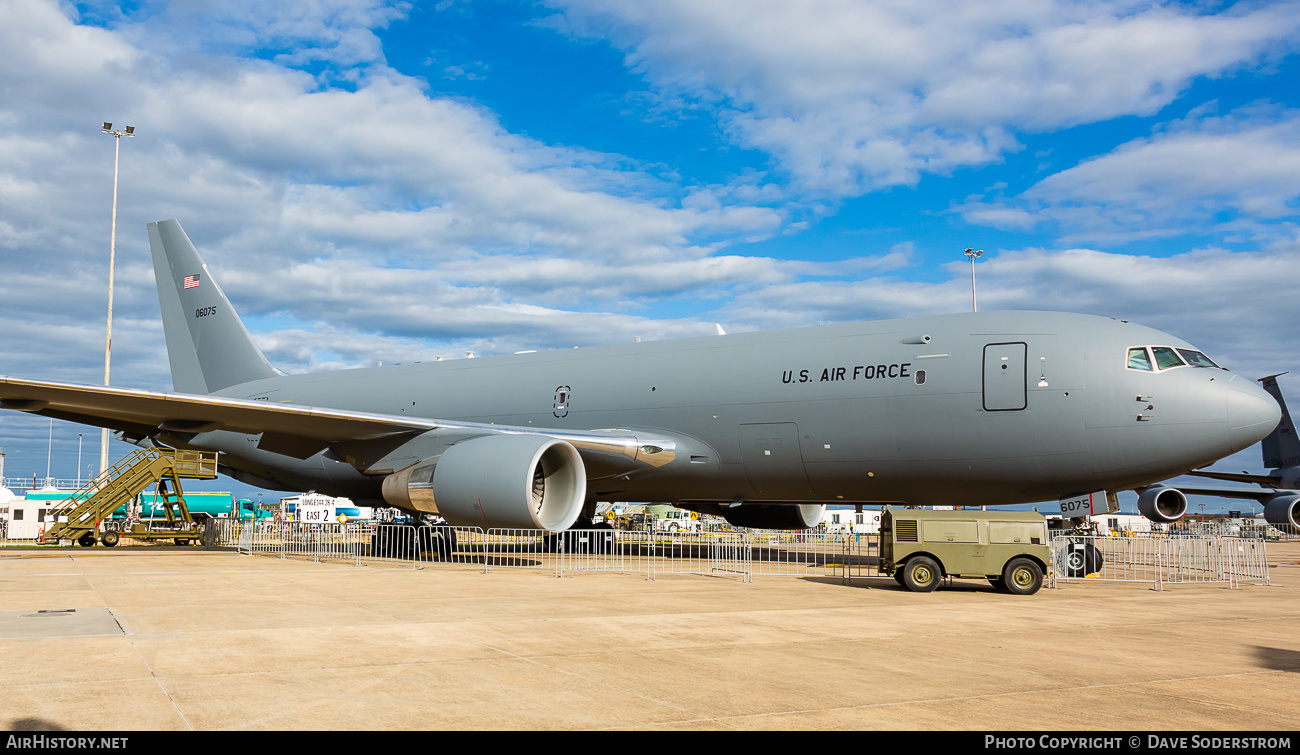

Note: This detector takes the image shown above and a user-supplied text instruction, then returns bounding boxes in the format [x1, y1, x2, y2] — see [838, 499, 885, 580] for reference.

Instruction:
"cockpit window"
[1128, 345, 1220, 372]
[1150, 347, 1186, 370]
[1127, 347, 1153, 371]
[1177, 349, 1220, 368]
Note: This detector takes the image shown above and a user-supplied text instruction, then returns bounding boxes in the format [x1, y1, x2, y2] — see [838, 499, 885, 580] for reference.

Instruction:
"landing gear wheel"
[410, 524, 453, 559]
[1001, 558, 1044, 595]
[100, 531, 119, 547]
[1061, 543, 1103, 577]
[77, 533, 97, 548]
[901, 556, 941, 593]
[431, 526, 457, 559]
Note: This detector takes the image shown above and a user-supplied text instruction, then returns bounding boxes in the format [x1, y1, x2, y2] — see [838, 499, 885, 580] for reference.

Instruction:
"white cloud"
[549, 0, 1300, 195]
[2, 0, 1295, 501]
[0, 0, 877, 446]
[960, 107, 1300, 241]
[86, 0, 410, 70]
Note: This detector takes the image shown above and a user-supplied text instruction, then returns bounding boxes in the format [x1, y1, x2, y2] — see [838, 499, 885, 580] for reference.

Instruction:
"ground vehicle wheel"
[1061, 542, 1103, 577]
[901, 556, 941, 593]
[988, 577, 1005, 591]
[1002, 558, 1044, 595]
[892, 570, 906, 586]
[174, 538, 191, 546]
[77, 533, 97, 547]
[100, 531, 119, 547]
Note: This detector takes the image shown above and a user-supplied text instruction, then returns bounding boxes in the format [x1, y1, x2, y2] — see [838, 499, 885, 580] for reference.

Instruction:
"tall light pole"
[963, 247, 984, 312]
[100, 122, 134, 476]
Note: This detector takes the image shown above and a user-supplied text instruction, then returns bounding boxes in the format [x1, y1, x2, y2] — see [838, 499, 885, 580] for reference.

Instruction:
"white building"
[821, 508, 882, 533]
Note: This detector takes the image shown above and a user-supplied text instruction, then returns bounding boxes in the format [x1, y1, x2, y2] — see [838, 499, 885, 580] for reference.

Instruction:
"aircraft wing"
[1187, 469, 1280, 486]
[0, 375, 437, 450]
[1155, 481, 1283, 502]
[0, 376, 650, 470]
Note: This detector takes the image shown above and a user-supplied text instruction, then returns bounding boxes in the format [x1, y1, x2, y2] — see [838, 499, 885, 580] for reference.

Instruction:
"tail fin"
[147, 219, 281, 394]
[1260, 373, 1299, 469]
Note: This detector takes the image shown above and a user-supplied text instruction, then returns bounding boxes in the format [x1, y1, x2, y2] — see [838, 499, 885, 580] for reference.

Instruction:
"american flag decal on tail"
[183, 274, 200, 289]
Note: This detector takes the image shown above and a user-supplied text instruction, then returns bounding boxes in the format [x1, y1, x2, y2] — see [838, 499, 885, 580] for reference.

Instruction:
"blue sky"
[1, 0, 1298, 513]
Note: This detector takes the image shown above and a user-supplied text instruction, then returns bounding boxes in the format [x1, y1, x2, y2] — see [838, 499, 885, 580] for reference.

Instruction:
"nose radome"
[1226, 375, 1282, 453]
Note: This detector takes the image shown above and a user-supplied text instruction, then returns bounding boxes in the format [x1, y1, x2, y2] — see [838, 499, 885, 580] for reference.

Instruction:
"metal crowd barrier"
[1050, 534, 1270, 590]
[478, 528, 555, 572]
[230, 521, 442, 569]
[746, 529, 878, 580]
[647, 529, 750, 580]
[218, 522, 880, 582]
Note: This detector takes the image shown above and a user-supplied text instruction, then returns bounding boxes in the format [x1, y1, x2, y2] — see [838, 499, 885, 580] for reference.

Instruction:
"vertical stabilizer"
[1260, 374, 1298, 469]
[147, 219, 281, 394]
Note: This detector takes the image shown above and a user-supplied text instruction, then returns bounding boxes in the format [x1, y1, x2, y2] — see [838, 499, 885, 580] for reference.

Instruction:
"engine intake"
[1263, 494, 1300, 529]
[382, 434, 585, 531]
[1137, 486, 1188, 523]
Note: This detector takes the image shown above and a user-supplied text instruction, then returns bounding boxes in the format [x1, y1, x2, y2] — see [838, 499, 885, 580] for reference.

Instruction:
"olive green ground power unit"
[881, 508, 1050, 595]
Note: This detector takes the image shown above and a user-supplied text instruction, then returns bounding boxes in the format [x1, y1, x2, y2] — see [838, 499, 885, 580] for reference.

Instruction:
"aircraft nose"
[1226, 375, 1281, 453]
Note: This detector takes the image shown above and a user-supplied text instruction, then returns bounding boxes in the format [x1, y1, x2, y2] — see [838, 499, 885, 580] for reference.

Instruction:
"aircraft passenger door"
[983, 342, 1027, 411]
[738, 423, 813, 496]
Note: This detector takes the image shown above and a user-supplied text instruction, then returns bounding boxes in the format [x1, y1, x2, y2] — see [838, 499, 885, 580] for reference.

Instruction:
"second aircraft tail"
[1260, 374, 1299, 469]
[146, 219, 282, 394]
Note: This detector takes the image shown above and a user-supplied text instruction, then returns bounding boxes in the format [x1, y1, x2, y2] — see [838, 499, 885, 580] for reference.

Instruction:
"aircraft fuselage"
[181, 310, 1280, 509]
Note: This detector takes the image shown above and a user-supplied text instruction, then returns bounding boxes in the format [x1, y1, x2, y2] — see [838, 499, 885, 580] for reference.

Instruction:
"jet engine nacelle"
[1263, 494, 1300, 529]
[381, 434, 586, 531]
[1137, 486, 1189, 523]
[687, 503, 826, 530]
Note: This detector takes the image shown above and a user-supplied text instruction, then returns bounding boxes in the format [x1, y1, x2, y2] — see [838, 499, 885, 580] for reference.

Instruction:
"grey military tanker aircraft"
[0, 220, 1282, 532]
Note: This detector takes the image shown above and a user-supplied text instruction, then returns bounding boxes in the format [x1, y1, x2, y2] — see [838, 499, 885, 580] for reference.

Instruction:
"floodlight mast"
[963, 247, 984, 312]
[99, 122, 134, 476]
